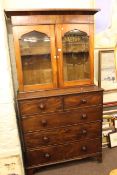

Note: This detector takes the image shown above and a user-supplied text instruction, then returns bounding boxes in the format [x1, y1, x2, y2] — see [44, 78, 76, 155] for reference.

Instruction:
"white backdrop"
[4, 0, 94, 9]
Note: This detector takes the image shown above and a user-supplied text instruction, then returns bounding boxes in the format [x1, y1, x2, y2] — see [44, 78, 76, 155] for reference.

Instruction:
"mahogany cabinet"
[5, 9, 103, 175]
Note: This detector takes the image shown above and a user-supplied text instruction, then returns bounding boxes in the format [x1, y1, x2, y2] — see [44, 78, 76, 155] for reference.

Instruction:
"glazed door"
[56, 24, 94, 88]
[13, 25, 57, 91]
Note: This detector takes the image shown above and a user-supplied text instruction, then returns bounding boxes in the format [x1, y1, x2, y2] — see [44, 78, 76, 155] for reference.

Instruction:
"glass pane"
[20, 31, 52, 85]
[62, 29, 90, 82]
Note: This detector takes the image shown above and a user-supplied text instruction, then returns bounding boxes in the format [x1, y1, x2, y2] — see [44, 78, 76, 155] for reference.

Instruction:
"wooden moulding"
[5, 8, 99, 26]
[11, 15, 93, 26]
[5, 8, 100, 16]
[17, 85, 103, 100]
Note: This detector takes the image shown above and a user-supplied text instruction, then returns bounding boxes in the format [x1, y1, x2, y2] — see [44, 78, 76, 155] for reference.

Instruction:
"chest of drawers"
[17, 86, 103, 175]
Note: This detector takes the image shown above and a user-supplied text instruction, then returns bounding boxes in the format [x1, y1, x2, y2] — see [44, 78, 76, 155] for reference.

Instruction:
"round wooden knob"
[81, 146, 87, 151]
[44, 153, 50, 158]
[82, 129, 87, 135]
[39, 103, 45, 110]
[81, 99, 87, 104]
[43, 136, 49, 142]
[41, 119, 47, 126]
[81, 114, 87, 119]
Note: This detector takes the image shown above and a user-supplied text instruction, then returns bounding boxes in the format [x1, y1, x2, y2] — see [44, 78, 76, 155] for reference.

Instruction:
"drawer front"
[25, 138, 101, 167]
[22, 106, 102, 133]
[24, 122, 101, 149]
[19, 97, 63, 116]
[64, 92, 102, 110]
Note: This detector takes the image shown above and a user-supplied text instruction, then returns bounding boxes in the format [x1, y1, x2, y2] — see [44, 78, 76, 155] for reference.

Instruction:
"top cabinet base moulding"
[5, 9, 103, 175]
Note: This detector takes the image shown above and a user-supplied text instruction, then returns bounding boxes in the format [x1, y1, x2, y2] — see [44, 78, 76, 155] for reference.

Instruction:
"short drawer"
[19, 97, 63, 116]
[24, 122, 101, 149]
[21, 106, 102, 133]
[64, 92, 102, 110]
[25, 138, 101, 167]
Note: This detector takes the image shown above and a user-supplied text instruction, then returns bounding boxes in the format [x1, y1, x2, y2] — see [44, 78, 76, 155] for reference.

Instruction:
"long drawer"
[19, 96, 63, 116]
[21, 106, 102, 133]
[64, 92, 102, 110]
[25, 138, 101, 167]
[24, 122, 101, 149]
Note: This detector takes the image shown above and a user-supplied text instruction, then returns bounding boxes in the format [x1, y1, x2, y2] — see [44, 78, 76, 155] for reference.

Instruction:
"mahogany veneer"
[18, 86, 103, 174]
[5, 9, 103, 175]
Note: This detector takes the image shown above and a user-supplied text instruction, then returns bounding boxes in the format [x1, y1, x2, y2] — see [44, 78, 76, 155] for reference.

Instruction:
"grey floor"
[35, 147, 117, 175]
